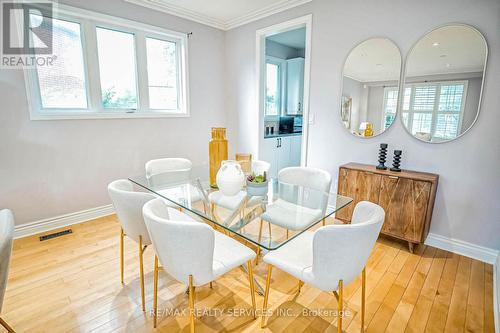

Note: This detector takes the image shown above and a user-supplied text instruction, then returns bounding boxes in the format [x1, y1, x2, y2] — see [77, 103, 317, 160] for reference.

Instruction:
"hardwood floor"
[2, 214, 495, 332]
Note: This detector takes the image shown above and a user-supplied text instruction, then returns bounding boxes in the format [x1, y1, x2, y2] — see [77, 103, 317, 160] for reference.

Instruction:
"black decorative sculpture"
[376, 143, 388, 170]
[390, 150, 402, 172]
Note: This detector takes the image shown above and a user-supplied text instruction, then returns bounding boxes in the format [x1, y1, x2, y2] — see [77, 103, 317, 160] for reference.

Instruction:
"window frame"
[401, 80, 468, 141]
[22, 4, 190, 120]
[382, 86, 399, 130]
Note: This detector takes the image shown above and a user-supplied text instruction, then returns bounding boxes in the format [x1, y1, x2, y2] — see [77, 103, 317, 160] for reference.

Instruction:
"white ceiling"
[343, 38, 402, 82]
[267, 27, 306, 49]
[406, 25, 487, 77]
[125, 0, 312, 30]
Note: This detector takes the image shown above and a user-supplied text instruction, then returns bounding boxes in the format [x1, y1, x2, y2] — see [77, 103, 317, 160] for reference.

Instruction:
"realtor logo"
[1, 0, 55, 67]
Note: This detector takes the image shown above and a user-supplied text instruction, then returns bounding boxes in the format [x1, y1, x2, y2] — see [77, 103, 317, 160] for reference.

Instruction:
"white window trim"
[382, 86, 399, 130]
[402, 80, 468, 141]
[21, 3, 190, 120]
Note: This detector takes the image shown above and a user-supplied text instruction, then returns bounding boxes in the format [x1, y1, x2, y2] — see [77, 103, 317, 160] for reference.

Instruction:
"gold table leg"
[261, 264, 273, 328]
[247, 261, 257, 319]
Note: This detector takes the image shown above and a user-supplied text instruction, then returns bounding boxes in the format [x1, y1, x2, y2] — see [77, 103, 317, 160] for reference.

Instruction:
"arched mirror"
[402, 24, 488, 143]
[340, 38, 402, 137]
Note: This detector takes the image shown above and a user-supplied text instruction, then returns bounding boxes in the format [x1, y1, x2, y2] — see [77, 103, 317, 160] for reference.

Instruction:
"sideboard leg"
[408, 242, 415, 253]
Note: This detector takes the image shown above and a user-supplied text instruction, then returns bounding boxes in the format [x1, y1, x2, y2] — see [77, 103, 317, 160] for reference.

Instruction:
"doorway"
[256, 15, 312, 178]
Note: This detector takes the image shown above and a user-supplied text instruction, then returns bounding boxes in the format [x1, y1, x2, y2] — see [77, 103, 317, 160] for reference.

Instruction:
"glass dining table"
[129, 166, 353, 294]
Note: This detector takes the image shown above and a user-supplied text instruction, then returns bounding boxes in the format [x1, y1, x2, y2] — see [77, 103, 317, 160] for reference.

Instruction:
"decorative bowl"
[246, 179, 268, 197]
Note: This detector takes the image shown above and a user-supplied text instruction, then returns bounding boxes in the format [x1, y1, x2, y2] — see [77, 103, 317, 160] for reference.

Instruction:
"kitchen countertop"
[264, 132, 302, 139]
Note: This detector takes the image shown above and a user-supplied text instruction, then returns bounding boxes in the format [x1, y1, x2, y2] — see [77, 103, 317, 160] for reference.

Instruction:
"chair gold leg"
[139, 235, 145, 312]
[188, 275, 195, 333]
[0, 317, 15, 333]
[298, 280, 304, 293]
[246, 261, 257, 319]
[120, 228, 124, 284]
[361, 268, 366, 332]
[261, 264, 273, 328]
[210, 281, 213, 289]
[153, 255, 159, 328]
[322, 218, 326, 226]
[337, 279, 343, 333]
[268, 222, 272, 238]
[286, 229, 289, 239]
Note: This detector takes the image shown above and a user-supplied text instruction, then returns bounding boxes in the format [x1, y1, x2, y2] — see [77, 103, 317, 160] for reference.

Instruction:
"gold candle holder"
[209, 127, 228, 188]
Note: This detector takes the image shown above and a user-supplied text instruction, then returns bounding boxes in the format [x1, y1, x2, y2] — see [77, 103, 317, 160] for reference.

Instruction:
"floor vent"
[39, 229, 73, 241]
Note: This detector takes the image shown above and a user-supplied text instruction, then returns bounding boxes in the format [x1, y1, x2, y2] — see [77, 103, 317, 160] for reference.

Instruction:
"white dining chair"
[143, 198, 257, 331]
[146, 157, 203, 209]
[261, 201, 385, 332]
[0, 210, 15, 333]
[260, 166, 332, 242]
[108, 179, 155, 312]
[145, 157, 193, 178]
[251, 160, 271, 176]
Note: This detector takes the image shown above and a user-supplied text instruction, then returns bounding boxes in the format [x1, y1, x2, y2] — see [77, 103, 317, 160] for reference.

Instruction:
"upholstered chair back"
[308, 201, 384, 291]
[278, 167, 331, 193]
[278, 166, 332, 212]
[0, 209, 14, 313]
[252, 160, 271, 175]
[143, 198, 215, 286]
[108, 179, 155, 245]
[145, 158, 192, 178]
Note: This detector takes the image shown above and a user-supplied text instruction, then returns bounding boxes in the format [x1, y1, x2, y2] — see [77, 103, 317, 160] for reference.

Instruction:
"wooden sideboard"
[336, 163, 439, 252]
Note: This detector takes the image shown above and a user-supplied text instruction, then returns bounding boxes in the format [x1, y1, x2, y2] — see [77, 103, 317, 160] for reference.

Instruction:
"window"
[401, 81, 467, 141]
[24, 4, 189, 119]
[146, 37, 178, 110]
[96, 27, 138, 109]
[31, 15, 88, 109]
[265, 62, 281, 116]
[382, 87, 398, 130]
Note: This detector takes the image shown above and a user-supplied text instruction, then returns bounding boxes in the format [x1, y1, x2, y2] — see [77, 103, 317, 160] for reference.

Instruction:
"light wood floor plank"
[1, 215, 494, 332]
[443, 255, 472, 332]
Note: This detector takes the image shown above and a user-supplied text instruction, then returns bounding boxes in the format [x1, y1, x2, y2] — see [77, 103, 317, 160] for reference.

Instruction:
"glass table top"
[129, 167, 352, 250]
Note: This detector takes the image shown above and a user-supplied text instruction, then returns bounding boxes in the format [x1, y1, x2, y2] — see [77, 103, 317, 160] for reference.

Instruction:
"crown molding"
[225, 0, 312, 30]
[124, 0, 312, 31]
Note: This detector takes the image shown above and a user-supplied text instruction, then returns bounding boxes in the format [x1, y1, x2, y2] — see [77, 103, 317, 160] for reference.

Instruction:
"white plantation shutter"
[413, 85, 437, 111]
[397, 80, 467, 141]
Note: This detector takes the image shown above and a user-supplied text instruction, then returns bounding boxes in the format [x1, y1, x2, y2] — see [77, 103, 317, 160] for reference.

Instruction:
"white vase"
[216, 160, 245, 196]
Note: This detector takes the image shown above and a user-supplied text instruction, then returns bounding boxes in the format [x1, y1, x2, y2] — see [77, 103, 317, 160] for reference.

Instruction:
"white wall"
[0, 0, 227, 225]
[225, 0, 500, 251]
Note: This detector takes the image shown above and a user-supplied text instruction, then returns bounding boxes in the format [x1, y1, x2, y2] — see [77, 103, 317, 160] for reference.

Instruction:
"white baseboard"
[425, 232, 499, 265]
[14, 204, 115, 239]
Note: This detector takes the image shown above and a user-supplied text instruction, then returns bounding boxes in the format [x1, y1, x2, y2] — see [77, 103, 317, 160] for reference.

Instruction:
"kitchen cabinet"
[261, 135, 302, 178]
[286, 57, 304, 115]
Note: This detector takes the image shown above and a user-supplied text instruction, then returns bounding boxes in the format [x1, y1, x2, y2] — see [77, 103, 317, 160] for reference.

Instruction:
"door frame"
[255, 14, 313, 167]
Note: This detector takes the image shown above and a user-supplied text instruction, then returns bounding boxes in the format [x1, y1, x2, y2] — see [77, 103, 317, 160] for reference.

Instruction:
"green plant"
[247, 171, 267, 183]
